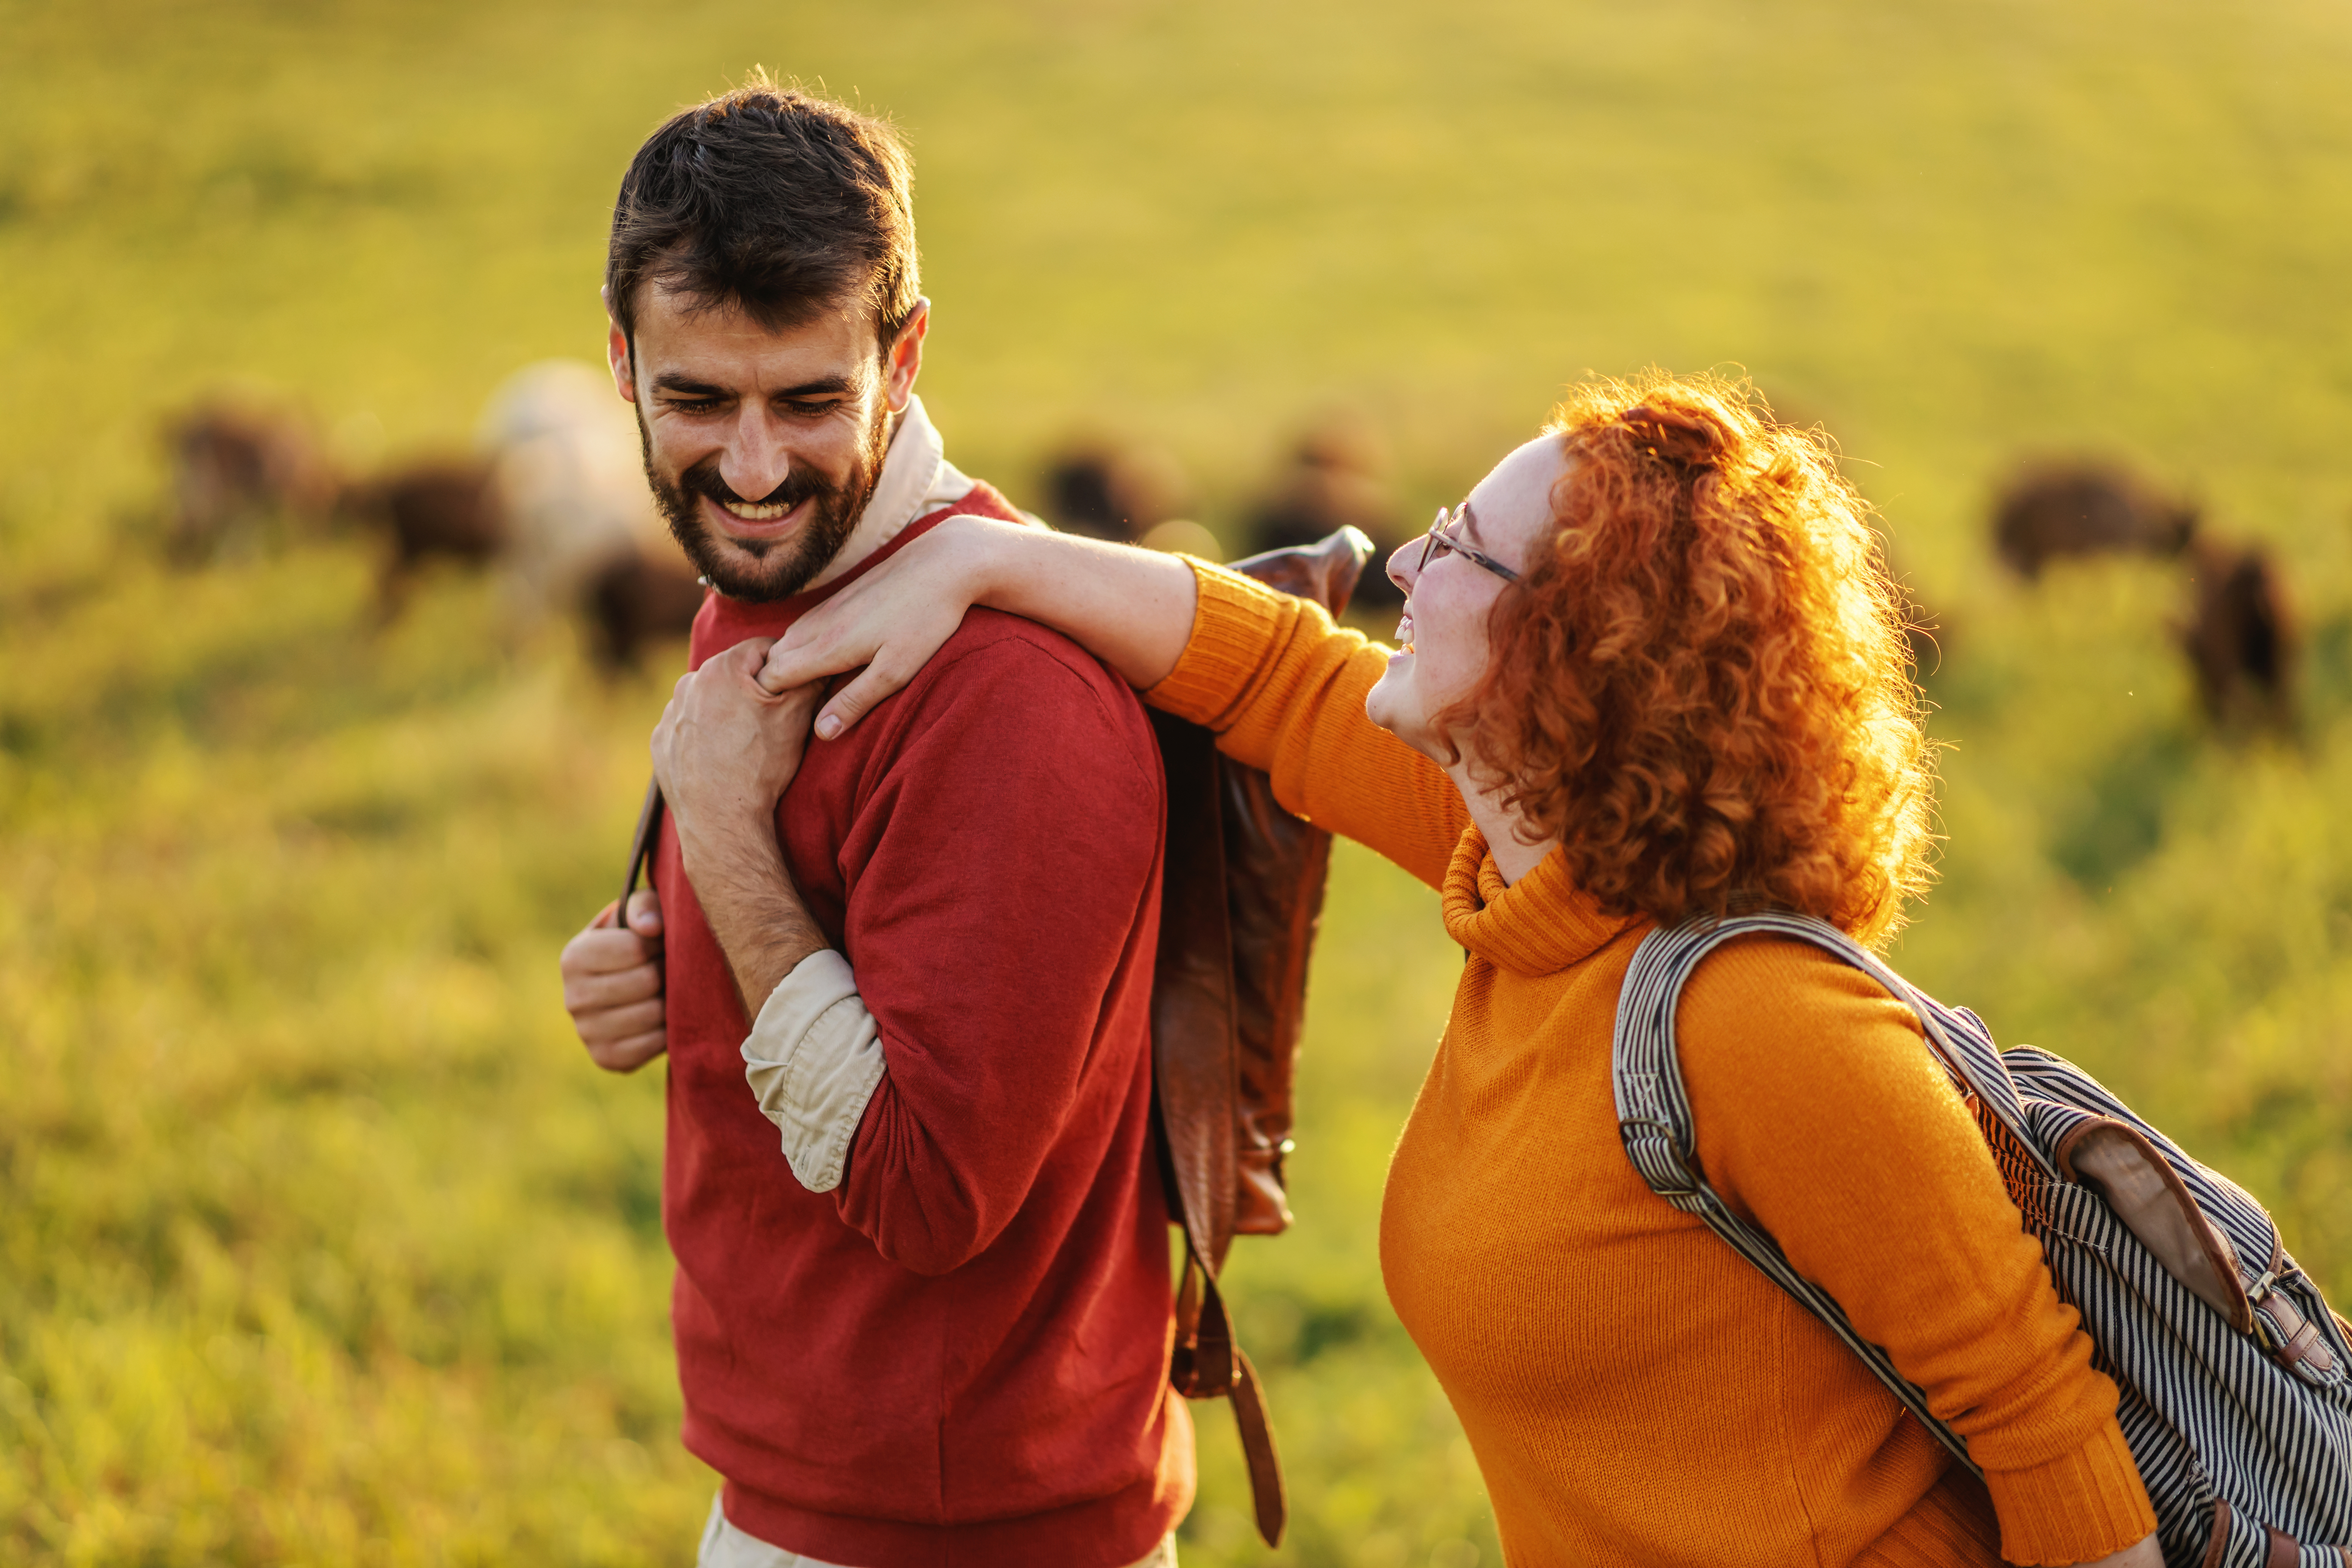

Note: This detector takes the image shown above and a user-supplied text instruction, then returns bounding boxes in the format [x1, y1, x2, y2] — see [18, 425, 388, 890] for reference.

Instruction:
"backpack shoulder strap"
[1611, 910, 1997, 1476]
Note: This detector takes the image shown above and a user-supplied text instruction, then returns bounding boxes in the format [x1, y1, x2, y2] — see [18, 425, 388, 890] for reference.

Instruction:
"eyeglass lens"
[1421, 510, 1453, 572]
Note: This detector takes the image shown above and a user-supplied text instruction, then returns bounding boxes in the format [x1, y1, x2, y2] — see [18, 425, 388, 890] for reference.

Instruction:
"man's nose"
[719, 404, 792, 502]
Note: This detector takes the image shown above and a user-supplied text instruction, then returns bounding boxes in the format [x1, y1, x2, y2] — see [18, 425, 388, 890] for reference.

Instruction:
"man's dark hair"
[607, 79, 919, 360]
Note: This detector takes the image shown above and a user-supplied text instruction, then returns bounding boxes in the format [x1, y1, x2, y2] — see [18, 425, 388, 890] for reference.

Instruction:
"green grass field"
[7, 1, 2352, 1562]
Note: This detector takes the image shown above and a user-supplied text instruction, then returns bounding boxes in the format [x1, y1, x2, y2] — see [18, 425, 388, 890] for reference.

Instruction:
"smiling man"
[556, 83, 1189, 1568]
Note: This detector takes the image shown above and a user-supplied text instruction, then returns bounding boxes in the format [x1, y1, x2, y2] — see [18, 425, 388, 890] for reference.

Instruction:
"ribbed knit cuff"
[1982, 1418, 2157, 1566]
[1142, 558, 1294, 729]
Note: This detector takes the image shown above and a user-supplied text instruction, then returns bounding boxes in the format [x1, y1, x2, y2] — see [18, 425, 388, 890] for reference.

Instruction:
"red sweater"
[653, 490, 1192, 1568]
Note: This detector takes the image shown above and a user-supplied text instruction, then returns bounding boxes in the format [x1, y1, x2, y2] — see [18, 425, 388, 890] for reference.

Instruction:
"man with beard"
[557, 83, 1189, 1568]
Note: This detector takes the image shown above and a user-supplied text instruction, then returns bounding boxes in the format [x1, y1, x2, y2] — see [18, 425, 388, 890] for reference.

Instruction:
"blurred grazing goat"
[2181, 538, 2296, 731]
[1243, 414, 1405, 608]
[335, 362, 703, 662]
[1038, 438, 1192, 543]
[166, 365, 706, 665]
[340, 457, 504, 619]
[477, 361, 704, 671]
[585, 546, 708, 672]
[1992, 463, 2198, 579]
[477, 360, 668, 627]
[1990, 458, 2298, 732]
[162, 402, 337, 564]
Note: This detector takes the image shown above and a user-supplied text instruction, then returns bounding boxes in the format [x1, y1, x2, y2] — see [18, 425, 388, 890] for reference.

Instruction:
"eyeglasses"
[1417, 503, 1520, 583]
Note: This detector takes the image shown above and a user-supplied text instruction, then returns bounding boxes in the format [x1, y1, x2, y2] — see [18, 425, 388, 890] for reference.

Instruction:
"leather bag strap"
[621, 777, 664, 922]
[1230, 1348, 1288, 1549]
[1167, 1231, 1287, 1545]
[1169, 1244, 1234, 1395]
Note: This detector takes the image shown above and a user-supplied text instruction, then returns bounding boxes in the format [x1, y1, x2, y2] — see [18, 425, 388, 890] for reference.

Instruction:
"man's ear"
[882, 299, 930, 413]
[606, 324, 637, 406]
[604, 288, 637, 405]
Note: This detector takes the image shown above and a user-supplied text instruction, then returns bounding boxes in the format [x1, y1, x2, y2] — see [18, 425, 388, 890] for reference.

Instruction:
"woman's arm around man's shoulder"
[1149, 557, 1464, 889]
[758, 516, 1468, 890]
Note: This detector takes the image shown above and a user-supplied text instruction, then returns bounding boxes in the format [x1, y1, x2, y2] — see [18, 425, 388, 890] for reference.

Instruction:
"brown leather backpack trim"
[1150, 526, 1373, 1550]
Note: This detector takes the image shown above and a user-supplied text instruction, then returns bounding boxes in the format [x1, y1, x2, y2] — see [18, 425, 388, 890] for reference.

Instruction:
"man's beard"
[638, 407, 891, 603]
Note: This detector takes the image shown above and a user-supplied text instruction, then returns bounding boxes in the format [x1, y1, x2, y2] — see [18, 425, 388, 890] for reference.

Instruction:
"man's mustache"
[681, 461, 835, 510]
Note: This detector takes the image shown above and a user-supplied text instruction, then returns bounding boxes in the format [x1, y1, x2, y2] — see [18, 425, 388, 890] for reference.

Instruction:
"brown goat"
[1243, 415, 1405, 608]
[341, 457, 504, 617]
[162, 402, 338, 564]
[584, 546, 707, 672]
[1036, 439, 1191, 543]
[2181, 538, 2297, 731]
[1993, 463, 2197, 578]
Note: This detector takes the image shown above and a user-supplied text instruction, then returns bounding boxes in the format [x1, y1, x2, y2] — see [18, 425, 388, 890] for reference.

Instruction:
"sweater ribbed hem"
[1856, 1466, 2001, 1567]
[1982, 1418, 2156, 1565]
[720, 1455, 1189, 1568]
[1143, 559, 1293, 729]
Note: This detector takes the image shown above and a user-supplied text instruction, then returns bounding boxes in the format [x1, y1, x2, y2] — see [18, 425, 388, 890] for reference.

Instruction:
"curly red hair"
[1447, 371, 1935, 944]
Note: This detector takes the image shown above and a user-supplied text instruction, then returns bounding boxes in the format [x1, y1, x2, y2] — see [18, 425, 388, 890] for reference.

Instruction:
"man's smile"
[708, 493, 812, 539]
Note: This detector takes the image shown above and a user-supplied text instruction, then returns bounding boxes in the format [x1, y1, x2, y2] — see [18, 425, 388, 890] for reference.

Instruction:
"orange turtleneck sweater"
[1145, 562, 2156, 1568]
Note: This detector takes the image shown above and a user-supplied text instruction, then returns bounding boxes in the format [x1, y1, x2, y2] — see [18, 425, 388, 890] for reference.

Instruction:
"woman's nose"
[1385, 537, 1419, 599]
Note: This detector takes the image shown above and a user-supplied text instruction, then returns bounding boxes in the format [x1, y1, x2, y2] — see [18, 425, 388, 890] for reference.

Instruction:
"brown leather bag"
[1149, 526, 1375, 1548]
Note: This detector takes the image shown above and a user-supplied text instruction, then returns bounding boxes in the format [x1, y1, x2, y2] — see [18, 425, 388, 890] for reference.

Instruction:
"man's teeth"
[723, 500, 790, 521]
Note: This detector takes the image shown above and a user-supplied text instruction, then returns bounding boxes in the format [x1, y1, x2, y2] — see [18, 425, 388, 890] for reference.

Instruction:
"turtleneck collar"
[852, 393, 964, 557]
[1440, 828, 1642, 976]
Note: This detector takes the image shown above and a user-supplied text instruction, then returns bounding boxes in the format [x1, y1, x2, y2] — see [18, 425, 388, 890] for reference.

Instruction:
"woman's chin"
[1367, 666, 1458, 765]
[1364, 665, 1417, 742]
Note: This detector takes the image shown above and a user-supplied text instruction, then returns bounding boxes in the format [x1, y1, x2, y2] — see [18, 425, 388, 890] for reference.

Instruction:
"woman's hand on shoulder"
[760, 512, 1201, 739]
[757, 512, 1008, 738]
[2071, 1532, 2161, 1567]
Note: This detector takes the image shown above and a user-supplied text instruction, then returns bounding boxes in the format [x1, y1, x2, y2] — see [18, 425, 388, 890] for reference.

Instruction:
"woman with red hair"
[753, 372, 2158, 1567]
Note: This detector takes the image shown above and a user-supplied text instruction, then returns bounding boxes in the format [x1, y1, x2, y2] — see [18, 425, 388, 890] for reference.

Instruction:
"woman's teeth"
[723, 500, 790, 522]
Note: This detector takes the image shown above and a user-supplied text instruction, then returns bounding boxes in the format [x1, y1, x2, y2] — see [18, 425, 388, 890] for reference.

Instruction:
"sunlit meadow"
[7, 0, 2352, 1562]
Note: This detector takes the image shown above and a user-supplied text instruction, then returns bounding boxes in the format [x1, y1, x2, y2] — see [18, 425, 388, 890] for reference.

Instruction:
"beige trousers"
[696, 1493, 1179, 1568]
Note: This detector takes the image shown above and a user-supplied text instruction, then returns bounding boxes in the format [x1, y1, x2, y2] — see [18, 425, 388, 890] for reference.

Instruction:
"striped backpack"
[1612, 912, 2352, 1568]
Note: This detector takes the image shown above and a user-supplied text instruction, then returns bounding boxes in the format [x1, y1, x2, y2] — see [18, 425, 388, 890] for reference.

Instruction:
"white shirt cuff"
[740, 948, 886, 1193]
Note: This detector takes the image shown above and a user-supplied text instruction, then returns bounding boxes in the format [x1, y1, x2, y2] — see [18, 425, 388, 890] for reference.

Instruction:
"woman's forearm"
[760, 514, 1207, 741]
[972, 522, 1200, 689]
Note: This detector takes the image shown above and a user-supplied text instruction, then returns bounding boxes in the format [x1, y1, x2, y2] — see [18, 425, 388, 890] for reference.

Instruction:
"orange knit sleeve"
[1143, 558, 1469, 891]
[1676, 938, 2157, 1566]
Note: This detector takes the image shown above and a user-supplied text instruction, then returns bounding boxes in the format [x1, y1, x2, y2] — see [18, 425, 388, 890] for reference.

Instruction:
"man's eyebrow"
[650, 372, 729, 398]
[649, 373, 859, 399]
[769, 375, 858, 399]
